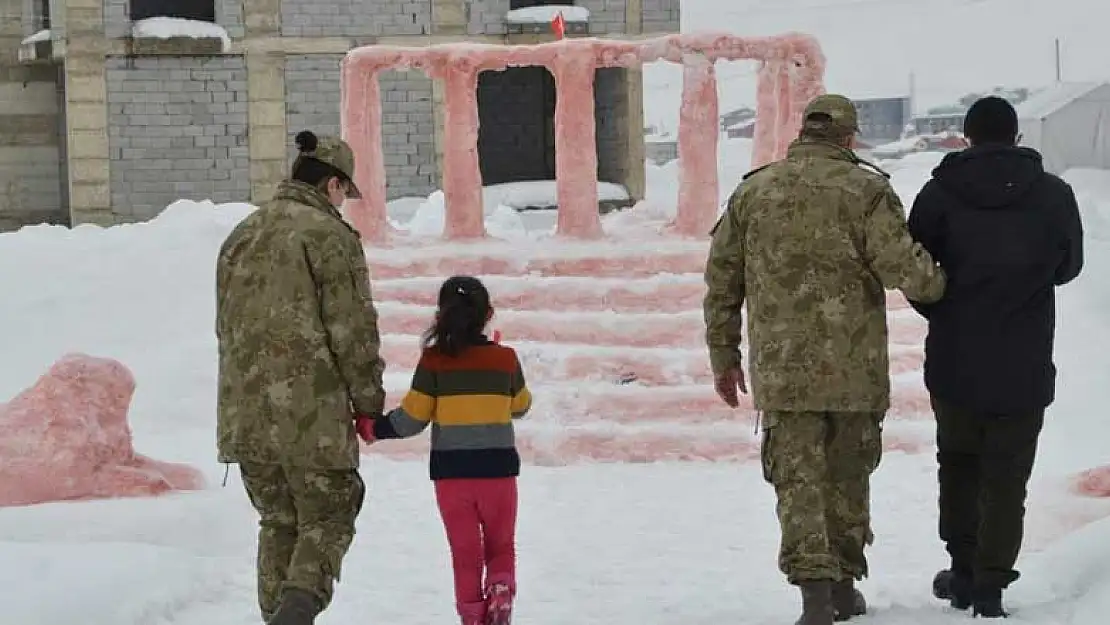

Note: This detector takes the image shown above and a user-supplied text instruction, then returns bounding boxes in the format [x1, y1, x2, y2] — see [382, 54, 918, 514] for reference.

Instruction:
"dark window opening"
[510, 0, 571, 9]
[39, 0, 50, 29]
[130, 0, 216, 22]
[477, 66, 557, 187]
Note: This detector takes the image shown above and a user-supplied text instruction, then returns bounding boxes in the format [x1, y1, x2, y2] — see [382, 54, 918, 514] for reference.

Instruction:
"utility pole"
[1055, 38, 1062, 83]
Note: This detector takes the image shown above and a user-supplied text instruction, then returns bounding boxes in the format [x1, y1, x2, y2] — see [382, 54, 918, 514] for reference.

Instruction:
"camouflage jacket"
[215, 180, 386, 469]
[703, 140, 946, 412]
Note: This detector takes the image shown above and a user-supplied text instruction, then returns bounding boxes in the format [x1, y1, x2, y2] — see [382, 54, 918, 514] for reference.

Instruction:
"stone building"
[0, 0, 680, 230]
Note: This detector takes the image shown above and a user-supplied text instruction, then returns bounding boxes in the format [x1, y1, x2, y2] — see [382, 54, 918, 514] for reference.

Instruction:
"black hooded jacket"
[907, 144, 1084, 413]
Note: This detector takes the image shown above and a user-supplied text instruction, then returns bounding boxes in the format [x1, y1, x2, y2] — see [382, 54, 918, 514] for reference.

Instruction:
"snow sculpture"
[1073, 465, 1110, 497]
[0, 354, 204, 507]
[340, 32, 826, 242]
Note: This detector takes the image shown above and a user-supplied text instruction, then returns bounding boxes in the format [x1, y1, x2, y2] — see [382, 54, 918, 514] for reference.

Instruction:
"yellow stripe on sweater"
[434, 394, 514, 426]
[400, 389, 435, 422]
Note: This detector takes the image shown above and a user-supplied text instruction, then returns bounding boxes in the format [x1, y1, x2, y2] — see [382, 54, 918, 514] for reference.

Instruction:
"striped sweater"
[372, 339, 533, 479]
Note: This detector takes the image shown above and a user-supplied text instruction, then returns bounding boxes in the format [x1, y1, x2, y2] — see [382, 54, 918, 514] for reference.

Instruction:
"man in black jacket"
[907, 96, 1084, 618]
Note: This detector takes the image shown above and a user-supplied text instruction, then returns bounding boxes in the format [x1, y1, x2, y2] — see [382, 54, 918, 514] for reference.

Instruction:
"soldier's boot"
[932, 569, 972, 610]
[485, 580, 514, 625]
[830, 580, 866, 621]
[972, 587, 1008, 618]
[795, 581, 836, 625]
[266, 588, 320, 625]
[458, 600, 487, 625]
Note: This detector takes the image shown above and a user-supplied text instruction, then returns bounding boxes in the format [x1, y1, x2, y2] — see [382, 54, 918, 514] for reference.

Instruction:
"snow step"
[374, 303, 926, 348]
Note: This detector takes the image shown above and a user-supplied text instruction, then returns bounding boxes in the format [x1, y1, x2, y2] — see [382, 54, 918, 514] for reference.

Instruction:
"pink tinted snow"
[340, 32, 826, 242]
[0, 354, 204, 508]
[1073, 465, 1110, 497]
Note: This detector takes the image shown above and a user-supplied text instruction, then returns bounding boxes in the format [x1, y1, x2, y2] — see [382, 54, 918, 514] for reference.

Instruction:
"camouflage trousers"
[759, 410, 884, 585]
[239, 462, 366, 620]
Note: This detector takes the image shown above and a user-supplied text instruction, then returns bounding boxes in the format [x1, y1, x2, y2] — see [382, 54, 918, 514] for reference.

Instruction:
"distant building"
[720, 96, 910, 143]
[910, 112, 966, 135]
[853, 96, 912, 143]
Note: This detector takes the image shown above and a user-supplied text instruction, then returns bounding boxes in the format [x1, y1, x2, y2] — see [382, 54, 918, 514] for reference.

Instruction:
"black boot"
[831, 579, 866, 621]
[795, 581, 835, 625]
[267, 588, 321, 625]
[932, 569, 972, 610]
[972, 586, 1008, 618]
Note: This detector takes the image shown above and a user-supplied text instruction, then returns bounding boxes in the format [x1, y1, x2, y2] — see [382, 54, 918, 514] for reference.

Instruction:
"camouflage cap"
[294, 131, 362, 199]
[802, 94, 860, 137]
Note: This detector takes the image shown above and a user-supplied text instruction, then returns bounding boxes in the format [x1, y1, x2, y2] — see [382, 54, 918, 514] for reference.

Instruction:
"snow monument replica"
[334, 31, 937, 465]
[340, 31, 828, 241]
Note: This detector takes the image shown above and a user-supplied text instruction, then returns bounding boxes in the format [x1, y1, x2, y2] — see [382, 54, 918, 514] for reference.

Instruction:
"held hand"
[713, 367, 748, 408]
[354, 414, 376, 443]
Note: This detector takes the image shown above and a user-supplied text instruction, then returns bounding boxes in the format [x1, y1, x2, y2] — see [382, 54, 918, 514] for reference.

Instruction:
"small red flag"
[551, 12, 566, 39]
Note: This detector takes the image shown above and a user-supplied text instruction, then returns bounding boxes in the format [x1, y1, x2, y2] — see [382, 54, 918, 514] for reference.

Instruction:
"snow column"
[440, 66, 486, 239]
[340, 58, 389, 243]
[750, 59, 799, 169]
[552, 47, 603, 239]
[675, 53, 720, 237]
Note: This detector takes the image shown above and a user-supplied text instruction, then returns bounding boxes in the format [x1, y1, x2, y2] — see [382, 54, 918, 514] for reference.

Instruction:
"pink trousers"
[434, 477, 518, 605]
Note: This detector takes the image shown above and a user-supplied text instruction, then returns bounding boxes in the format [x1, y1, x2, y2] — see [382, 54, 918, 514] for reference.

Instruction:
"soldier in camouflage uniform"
[703, 95, 947, 625]
[216, 130, 386, 625]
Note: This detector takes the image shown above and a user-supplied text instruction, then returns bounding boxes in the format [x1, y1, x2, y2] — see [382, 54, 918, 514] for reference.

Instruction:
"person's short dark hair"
[963, 96, 1019, 145]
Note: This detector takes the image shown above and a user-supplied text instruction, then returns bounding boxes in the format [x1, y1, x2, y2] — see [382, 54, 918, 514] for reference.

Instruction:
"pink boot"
[485, 577, 515, 625]
[458, 600, 487, 625]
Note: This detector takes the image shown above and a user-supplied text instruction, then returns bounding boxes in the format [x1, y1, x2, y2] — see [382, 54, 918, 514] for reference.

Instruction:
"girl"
[360, 275, 532, 625]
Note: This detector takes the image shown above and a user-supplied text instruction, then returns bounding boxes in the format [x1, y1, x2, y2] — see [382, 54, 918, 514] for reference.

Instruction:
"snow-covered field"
[3, 138, 1110, 624]
[4, 0, 1110, 622]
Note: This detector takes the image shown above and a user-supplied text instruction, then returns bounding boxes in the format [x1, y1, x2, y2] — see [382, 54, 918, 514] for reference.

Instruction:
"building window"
[130, 0, 216, 22]
[510, 0, 571, 8]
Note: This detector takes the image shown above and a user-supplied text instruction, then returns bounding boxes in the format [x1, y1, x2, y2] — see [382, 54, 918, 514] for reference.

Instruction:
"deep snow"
[1, 139, 1110, 624]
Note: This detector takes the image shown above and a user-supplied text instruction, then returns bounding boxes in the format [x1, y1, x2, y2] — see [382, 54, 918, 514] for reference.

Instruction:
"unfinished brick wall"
[105, 56, 250, 219]
[286, 55, 436, 199]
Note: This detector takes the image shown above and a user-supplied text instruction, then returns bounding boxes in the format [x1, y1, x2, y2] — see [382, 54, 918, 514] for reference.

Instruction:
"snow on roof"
[505, 5, 590, 23]
[1016, 82, 1105, 120]
[131, 17, 231, 52]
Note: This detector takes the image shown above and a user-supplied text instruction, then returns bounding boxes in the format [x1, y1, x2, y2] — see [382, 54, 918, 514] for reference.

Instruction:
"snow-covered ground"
[2, 136, 1110, 624]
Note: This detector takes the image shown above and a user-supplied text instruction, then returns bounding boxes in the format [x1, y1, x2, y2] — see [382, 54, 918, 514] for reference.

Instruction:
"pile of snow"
[130, 17, 231, 52]
[505, 5, 590, 23]
[21, 30, 50, 45]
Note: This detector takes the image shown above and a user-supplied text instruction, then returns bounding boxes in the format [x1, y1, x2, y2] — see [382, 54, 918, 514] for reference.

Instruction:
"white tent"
[1016, 81, 1110, 175]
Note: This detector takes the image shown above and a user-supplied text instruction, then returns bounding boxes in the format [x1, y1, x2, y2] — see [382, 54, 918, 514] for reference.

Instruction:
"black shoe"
[932, 569, 972, 610]
[972, 587, 1008, 618]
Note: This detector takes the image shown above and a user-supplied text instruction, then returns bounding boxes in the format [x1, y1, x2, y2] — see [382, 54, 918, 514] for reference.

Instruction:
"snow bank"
[130, 17, 231, 52]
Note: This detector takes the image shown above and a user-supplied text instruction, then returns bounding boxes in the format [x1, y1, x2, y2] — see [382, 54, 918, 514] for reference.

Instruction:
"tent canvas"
[1017, 82, 1110, 175]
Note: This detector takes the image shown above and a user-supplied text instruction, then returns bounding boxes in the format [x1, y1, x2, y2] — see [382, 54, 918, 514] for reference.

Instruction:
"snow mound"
[130, 17, 231, 52]
[0, 354, 204, 507]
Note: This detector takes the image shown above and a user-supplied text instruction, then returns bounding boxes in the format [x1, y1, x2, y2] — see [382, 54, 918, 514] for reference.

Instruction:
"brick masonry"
[105, 56, 250, 220]
[280, 0, 432, 37]
[476, 66, 555, 184]
[641, 0, 680, 33]
[286, 55, 437, 200]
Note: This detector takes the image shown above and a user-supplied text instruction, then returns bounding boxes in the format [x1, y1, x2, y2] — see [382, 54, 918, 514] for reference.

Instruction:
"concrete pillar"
[243, 0, 286, 204]
[675, 54, 719, 236]
[620, 0, 646, 202]
[61, 0, 112, 226]
[431, 0, 467, 36]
